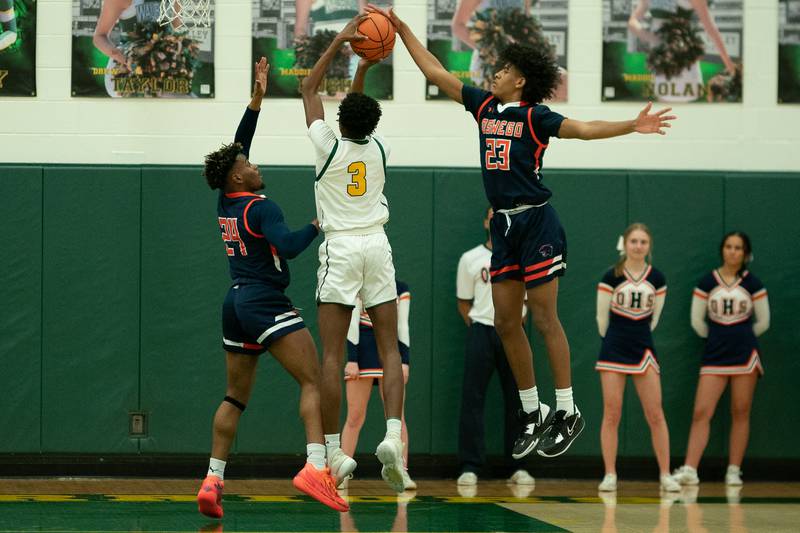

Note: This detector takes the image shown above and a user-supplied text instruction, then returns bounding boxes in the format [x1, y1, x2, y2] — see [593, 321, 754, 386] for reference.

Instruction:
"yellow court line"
[0, 495, 87, 502]
[106, 495, 197, 502]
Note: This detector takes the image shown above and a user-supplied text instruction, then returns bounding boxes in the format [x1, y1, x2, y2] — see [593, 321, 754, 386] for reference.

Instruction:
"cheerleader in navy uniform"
[340, 280, 416, 491]
[595, 224, 680, 492]
[673, 232, 770, 487]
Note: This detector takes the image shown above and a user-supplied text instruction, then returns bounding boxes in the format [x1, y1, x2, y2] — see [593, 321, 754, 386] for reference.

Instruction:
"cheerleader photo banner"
[779, 0, 800, 103]
[602, 0, 743, 104]
[252, 0, 394, 100]
[425, 0, 569, 101]
[0, 0, 36, 96]
[71, 0, 215, 98]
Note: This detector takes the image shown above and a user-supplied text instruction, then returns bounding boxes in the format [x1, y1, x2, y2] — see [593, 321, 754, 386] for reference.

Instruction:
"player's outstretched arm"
[257, 202, 319, 259]
[352, 58, 378, 94]
[366, 4, 464, 103]
[234, 58, 269, 156]
[300, 14, 368, 126]
[558, 102, 677, 140]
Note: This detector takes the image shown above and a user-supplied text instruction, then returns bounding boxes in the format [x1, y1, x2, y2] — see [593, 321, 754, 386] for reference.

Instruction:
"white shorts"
[316, 232, 397, 308]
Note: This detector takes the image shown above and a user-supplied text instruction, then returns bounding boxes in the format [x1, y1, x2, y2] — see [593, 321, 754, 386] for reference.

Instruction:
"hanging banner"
[426, 0, 568, 101]
[602, 0, 743, 103]
[0, 0, 36, 96]
[71, 0, 215, 98]
[253, 0, 393, 100]
[779, 0, 800, 103]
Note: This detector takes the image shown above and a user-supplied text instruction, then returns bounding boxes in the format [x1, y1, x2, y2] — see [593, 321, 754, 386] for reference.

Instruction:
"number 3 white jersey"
[308, 120, 390, 234]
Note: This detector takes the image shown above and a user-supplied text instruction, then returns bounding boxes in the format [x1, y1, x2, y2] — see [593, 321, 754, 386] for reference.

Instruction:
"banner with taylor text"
[252, 0, 393, 100]
[0, 0, 36, 96]
[71, 0, 215, 98]
[602, 0, 743, 103]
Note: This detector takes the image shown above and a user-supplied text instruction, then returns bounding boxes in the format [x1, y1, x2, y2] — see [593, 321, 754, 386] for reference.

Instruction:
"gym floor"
[1, 478, 798, 532]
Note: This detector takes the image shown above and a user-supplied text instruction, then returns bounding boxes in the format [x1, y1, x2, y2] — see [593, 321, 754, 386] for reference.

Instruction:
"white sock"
[555, 387, 575, 415]
[386, 418, 402, 439]
[306, 443, 326, 470]
[207, 457, 226, 480]
[324, 433, 341, 457]
[519, 386, 540, 414]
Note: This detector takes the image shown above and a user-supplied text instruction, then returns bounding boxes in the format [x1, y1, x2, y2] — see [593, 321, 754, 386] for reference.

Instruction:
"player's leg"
[197, 351, 259, 518]
[598, 371, 626, 490]
[727, 372, 758, 485]
[675, 374, 728, 484]
[361, 233, 405, 491]
[494, 329, 531, 484]
[367, 299, 406, 492]
[379, 369, 416, 490]
[632, 367, 679, 491]
[317, 302, 358, 483]
[316, 235, 362, 479]
[270, 327, 349, 512]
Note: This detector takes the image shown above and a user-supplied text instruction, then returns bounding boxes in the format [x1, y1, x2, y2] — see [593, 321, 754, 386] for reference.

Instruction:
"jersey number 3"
[219, 217, 248, 256]
[347, 161, 367, 197]
[485, 139, 511, 171]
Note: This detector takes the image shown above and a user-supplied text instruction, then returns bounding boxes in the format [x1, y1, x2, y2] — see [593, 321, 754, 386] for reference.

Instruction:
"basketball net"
[158, 0, 211, 30]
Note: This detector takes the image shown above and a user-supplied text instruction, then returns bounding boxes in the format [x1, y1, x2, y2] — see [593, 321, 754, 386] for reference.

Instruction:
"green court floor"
[1, 492, 800, 532]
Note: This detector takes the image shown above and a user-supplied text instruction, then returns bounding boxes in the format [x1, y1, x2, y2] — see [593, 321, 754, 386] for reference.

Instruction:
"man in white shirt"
[300, 15, 406, 493]
[456, 207, 534, 488]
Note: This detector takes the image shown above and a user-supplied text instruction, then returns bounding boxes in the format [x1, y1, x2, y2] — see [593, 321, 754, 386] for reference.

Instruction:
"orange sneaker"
[293, 463, 350, 512]
[197, 475, 224, 518]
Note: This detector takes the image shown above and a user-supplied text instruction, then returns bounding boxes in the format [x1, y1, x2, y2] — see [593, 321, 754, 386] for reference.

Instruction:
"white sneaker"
[598, 473, 618, 491]
[457, 483, 477, 498]
[328, 448, 357, 488]
[508, 469, 535, 485]
[401, 469, 417, 490]
[725, 465, 743, 486]
[660, 474, 681, 492]
[673, 465, 700, 485]
[457, 472, 478, 486]
[0, 31, 17, 51]
[376, 436, 405, 492]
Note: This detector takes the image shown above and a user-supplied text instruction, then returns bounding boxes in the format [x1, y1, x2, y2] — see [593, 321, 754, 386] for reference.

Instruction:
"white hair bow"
[616, 235, 625, 256]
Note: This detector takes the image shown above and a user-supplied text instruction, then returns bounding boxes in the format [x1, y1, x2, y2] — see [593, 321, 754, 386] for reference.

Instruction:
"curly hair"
[500, 43, 561, 104]
[203, 142, 243, 190]
[337, 93, 382, 139]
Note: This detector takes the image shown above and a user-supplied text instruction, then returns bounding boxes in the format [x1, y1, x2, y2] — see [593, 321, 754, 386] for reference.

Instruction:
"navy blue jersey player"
[196, 57, 348, 518]
[370, 4, 677, 459]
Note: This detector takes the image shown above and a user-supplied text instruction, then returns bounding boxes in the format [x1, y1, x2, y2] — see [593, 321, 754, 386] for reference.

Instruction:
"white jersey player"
[300, 15, 407, 494]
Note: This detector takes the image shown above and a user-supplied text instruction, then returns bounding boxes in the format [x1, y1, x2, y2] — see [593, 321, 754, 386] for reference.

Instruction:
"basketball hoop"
[158, 0, 212, 30]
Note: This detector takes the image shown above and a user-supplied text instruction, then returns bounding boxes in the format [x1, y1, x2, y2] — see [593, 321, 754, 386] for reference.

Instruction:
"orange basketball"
[351, 12, 396, 61]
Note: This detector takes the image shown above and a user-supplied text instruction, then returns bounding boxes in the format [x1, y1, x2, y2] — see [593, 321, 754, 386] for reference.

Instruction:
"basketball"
[351, 12, 396, 61]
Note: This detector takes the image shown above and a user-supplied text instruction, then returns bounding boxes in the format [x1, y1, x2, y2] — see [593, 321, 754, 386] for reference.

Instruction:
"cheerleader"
[595, 223, 680, 492]
[340, 280, 415, 491]
[673, 232, 770, 486]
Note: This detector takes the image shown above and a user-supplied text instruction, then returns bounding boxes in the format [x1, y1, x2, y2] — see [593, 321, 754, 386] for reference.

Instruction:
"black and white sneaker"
[511, 405, 554, 459]
[537, 408, 584, 458]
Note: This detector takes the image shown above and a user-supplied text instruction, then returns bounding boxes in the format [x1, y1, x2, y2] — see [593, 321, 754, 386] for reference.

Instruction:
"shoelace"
[549, 411, 568, 436]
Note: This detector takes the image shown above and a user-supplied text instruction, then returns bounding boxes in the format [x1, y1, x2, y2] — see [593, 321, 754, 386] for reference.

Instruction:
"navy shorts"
[222, 283, 306, 355]
[489, 203, 567, 288]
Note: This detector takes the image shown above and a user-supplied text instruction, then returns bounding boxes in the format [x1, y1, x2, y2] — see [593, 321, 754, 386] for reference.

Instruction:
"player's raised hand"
[337, 14, 369, 43]
[358, 57, 380, 70]
[365, 4, 402, 28]
[633, 102, 677, 135]
[253, 56, 269, 97]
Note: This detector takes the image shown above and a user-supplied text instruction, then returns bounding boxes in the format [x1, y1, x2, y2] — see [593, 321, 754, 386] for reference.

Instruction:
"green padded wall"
[0, 167, 42, 452]
[1, 165, 798, 463]
[41, 167, 140, 452]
